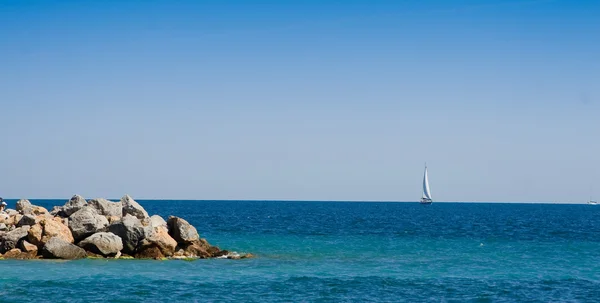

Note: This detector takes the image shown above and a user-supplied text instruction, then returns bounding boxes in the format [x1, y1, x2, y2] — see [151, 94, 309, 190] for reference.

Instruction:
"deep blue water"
[2, 200, 600, 302]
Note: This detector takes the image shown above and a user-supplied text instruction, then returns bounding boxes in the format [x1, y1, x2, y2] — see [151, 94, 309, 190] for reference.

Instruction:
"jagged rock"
[78, 232, 123, 257]
[15, 199, 32, 213]
[8, 214, 23, 226]
[68, 207, 109, 242]
[0, 225, 30, 253]
[19, 240, 38, 253]
[208, 246, 228, 258]
[138, 225, 177, 257]
[142, 215, 167, 232]
[40, 217, 74, 245]
[17, 214, 37, 227]
[167, 216, 199, 244]
[3, 248, 21, 258]
[52, 195, 87, 217]
[1, 195, 248, 260]
[135, 246, 164, 259]
[41, 237, 86, 259]
[150, 215, 167, 228]
[2, 248, 37, 259]
[0, 214, 9, 224]
[121, 195, 148, 220]
[27, 206, 50, 216]
[50, 206, 62, 215]
[180, 239, 211, 258]
[14, 200, 47, 216]
[88, 198, 122, 218]
[27, 224, 43, 246]
[108, 214, 145, 255]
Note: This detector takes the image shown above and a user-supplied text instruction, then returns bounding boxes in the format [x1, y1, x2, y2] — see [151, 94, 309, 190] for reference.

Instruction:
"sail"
[422, 166, 432, 200]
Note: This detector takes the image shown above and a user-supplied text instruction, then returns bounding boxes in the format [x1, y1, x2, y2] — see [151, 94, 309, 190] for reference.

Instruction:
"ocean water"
[1, 200, 600, 302]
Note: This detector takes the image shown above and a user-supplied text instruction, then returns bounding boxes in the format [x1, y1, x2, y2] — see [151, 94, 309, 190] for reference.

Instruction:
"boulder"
[43, 217, 74, 244]
[52, 195, 87, 217]
[108, 214, 145, 255]
[138, 225, 177, 257]
[27, 206, 50, 216]
[2, 248, 37, 259]
[28, 218, 74, 248]
[121, 195, 148, 220]
[180, 239, 211, 258]
[17, 214, 37, 227]
[167, 216, 199, 244]
[19, 240, 38, 253]
[41, 237, 87, 259]
[68, 207, 109, 242]
[0, 213, 9, 224]
[149, 215, 167, 228]
[8, 214, 23, 226]
[78, 232, 123, 257]
[135, 246, 164, 259]
[50, 206, 62, 215]
[0, 225, 30, 253]
[208, 246, 228, 258]
[15, 199, 32, 213]
[27, 224, 43, 247]
[87, 198, 122, 218]
[142, 215, 167, 231]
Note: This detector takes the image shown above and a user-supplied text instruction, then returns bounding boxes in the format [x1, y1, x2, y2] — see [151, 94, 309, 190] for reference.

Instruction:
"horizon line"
[0, 198, 590, 205]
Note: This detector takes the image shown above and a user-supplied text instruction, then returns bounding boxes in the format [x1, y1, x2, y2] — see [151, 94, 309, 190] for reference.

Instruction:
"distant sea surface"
[1, 200, 600, 302]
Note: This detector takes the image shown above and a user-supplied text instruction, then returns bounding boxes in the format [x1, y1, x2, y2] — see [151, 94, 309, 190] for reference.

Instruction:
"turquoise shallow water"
[1, 200, 600, 302]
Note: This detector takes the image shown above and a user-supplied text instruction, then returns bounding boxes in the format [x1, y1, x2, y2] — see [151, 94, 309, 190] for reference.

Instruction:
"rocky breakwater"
[0, 195, 253, 260]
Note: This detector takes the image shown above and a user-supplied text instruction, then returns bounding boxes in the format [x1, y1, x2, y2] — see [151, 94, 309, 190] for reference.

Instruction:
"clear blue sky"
[1, 0, 599, 202]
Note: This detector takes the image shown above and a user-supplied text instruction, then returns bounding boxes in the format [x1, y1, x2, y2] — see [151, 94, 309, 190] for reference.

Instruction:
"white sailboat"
[420, 164, 433, 204]
[588, 185, 597, 205]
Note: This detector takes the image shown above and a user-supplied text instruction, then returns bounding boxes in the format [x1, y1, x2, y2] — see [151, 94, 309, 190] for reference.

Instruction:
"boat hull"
[420, 199, 432, 205]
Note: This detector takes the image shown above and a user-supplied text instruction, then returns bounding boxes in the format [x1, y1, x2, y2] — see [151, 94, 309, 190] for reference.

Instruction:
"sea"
[1, 200, 599, 302]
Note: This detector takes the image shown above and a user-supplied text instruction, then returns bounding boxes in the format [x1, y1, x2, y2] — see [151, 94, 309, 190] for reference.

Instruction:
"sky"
[1, 0, 599, 202]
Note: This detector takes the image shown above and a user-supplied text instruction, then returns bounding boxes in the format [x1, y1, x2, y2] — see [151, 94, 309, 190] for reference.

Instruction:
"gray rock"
[17, 214, 37, 227]
[108, 214, 145, 255]
[68, 207, 109, 242]
[53, 195, 87, 217]
[88, 198, 122, 218]
[0, 225, 31, 253]
[167, 216, 199, 244]
[49, 206, 62, 216]
[41, 237, 87, 259]
[143, 215, 167, 230]
[16, 199, 32, 213]
[121, 195, 148, 220]
[78, 232, 123, 257]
